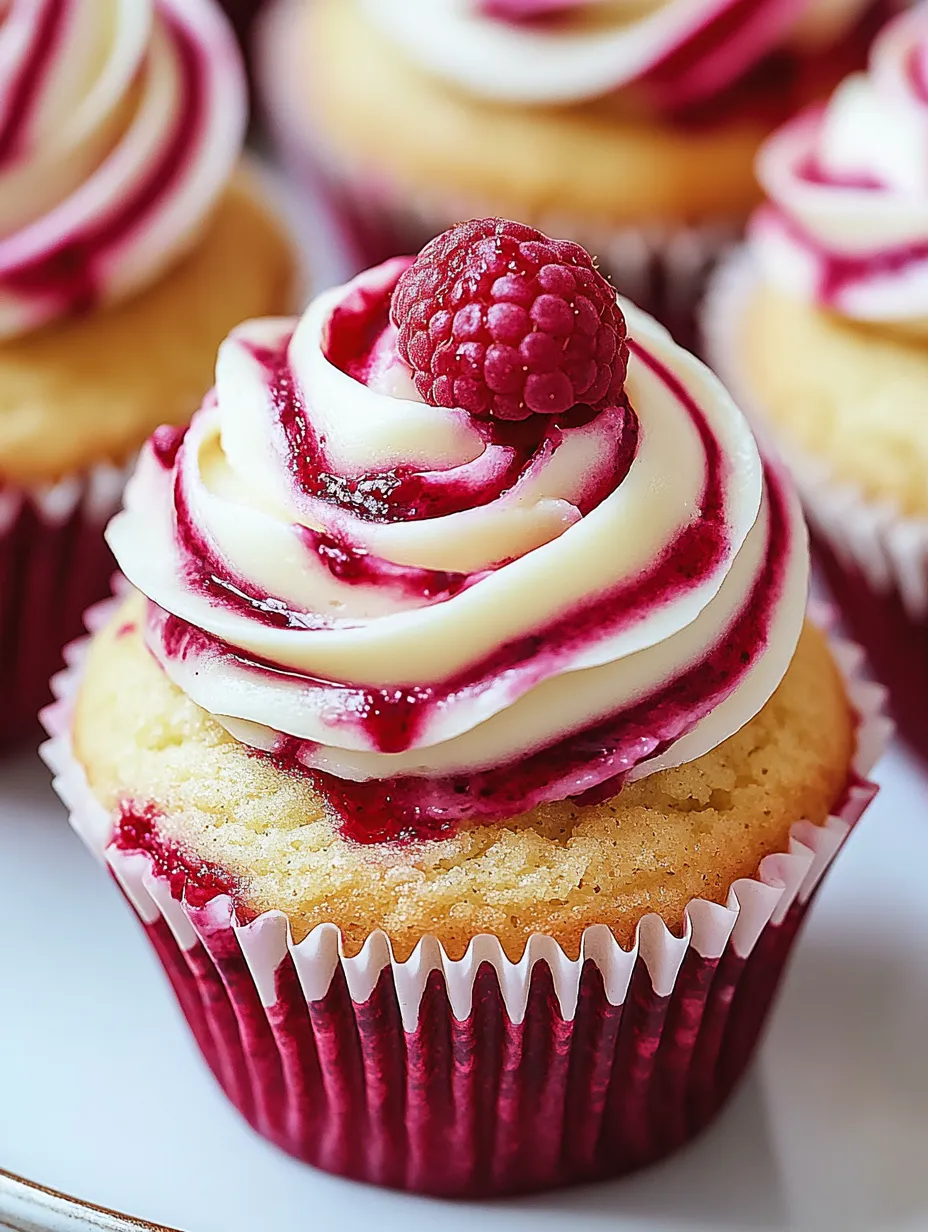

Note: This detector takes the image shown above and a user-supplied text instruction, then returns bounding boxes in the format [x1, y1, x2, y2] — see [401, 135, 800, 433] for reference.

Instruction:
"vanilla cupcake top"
[109, 219, 808, 842]
[359, 0, 873, 110]
[0, 0, 246, 340]
[751, 4, 928, 329]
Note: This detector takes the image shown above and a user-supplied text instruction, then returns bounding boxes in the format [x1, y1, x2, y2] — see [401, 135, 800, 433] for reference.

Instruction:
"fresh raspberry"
[390, 218, 628, 421]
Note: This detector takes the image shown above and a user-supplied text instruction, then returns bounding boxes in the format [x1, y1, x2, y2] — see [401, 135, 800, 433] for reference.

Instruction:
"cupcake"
[44, 220, 886, 1196]
[0, 0, 298, 745]
[704, 3, 928, 762]
[260, 0, 885, 345]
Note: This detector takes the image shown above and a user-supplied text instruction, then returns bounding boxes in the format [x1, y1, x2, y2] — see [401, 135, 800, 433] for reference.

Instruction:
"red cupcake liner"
[41, 593, 889, 1198]
[703, 249, 928, 763]
[0, 465, 129, 748]
[812, 543, 928, 762]
[256, 0, 740, 352]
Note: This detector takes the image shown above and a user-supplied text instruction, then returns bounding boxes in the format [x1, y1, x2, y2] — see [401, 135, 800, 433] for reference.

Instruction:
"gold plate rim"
[0, 1168, 181, 1232]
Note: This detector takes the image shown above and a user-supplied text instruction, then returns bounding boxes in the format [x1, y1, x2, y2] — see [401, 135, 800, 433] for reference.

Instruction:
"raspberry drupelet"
[391, 218, 629, 421]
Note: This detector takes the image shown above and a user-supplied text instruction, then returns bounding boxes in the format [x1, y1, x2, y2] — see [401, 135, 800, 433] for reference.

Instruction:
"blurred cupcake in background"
[0, 0, 298, 746]
[43, 219, 887, 1195]
[704, 2, 928, 761]
[260, 0, 886, 342]
[215, 0, 264, 57]
[213, 1, 269, 99]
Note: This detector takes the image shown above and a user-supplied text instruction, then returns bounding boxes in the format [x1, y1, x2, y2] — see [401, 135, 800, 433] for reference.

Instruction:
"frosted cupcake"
[0, 0, 297, 744]
[704, 3, 928, 761]
[44, 220, 886, 1196]
[261, 0, 884, 342]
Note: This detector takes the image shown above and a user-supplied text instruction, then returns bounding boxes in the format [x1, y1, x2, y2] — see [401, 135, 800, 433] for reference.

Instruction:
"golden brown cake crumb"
[743, 281, 928, 518]
[0, 168, 297, 485]
[74, 593, 855, 962]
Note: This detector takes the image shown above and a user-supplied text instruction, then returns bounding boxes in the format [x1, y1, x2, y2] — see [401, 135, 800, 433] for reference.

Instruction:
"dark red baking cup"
[0, 472, 126, 747]
[131, 890, 820, 1195]
[812, 536, 928, 764]
[41, 597, 887, 1197]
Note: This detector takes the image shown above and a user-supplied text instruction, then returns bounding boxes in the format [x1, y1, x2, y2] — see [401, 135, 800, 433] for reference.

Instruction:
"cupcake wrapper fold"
[703, 250, 928, 759]
[257, 0, 739, 351]
[40, 587, 888, 1196]
[0, 462, 130, 746]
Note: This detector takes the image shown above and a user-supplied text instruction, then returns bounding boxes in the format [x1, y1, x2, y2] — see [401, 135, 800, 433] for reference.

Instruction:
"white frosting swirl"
[751, 4, 928, 327]
[0, 0, 246, 339]
[107, 259, 808, 825]
[359, 0, 873, 109]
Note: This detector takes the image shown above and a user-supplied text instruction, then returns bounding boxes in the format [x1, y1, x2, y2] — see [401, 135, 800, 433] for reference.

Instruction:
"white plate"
[1, 738, 927, 1232]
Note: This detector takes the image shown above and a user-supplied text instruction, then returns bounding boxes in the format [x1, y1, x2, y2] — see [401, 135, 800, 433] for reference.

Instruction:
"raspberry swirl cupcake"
[0, 0, 297, 744]
[261, 0, 884, 343]
[44, 220, 886, 1196]
[704, 3, 928, 761]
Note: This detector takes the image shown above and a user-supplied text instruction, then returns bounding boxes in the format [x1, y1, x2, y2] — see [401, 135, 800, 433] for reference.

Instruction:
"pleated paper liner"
[40, 586, 889, 1197]
[703, 249, 928, 762]
[257, 0, 740, 352]
[0, 462, 130, 748]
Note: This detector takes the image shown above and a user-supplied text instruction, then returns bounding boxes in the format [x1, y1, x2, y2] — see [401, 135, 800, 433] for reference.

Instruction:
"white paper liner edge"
[702, 248, 928, 623]
[40, 590, 889, 1031]
[0, 457, 134, 537]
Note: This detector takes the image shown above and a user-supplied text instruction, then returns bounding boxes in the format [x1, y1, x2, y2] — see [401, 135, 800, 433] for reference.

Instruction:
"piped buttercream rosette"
[751, 3, 928, 329]
[0, 0, 246, 339]
[359, 0, 873, 110]
[107, 248, 808, 836]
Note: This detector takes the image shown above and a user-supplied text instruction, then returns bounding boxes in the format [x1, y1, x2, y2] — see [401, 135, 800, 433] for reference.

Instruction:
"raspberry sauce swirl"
[0, 0, 246, 340]
[359, 0, 873, 111]
[108, 258, 808, 842]
[750, 5, 928, 329]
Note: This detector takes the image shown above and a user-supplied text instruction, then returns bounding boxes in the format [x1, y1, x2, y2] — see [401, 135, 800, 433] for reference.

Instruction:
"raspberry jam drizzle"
[478, 2, 576, 28]
[0, 6, 209, 318]
[0, 0, 71, 167]
[253, 262, 637, 526]
[295, 526, 471, 601]
[163, 263, 639, 623]
[272, 341, 562, 524]
[144, 329, 788, 843]
[151, 423, 188, 469]
[171, 394, 635, 616]
[279, 460, 790, 844]
[758, 202, 928, 306]
[907, 41, 928, 105]
[483, 0, 878, 119]
[113, 800, 241, 909]
[636, 0, 801, 100]
[172, 459, 476, 622]
[797, 153, 884, 192]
